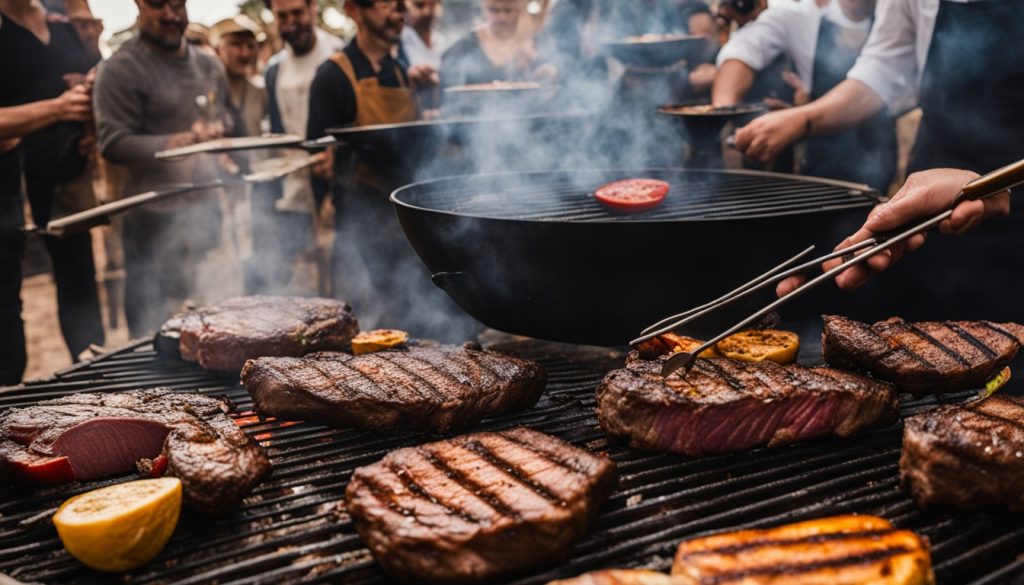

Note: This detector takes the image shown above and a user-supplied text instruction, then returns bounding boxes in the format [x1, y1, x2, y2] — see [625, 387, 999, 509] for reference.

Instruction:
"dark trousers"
[0, 194, 26, 385]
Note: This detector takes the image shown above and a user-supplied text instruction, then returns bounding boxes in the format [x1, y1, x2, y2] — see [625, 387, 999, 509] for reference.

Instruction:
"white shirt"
[401, 26, 447, 70]
[272, 28, 344, 213]
[716, 1, 871, 94]
[847, 0, 990, 114]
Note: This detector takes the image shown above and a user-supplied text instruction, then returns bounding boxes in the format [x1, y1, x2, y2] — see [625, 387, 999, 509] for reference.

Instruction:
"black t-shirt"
[440, 32, 510, 88]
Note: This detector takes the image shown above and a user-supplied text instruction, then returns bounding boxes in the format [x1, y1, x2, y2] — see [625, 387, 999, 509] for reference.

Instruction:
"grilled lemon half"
[672, 515, 934, 585]
[351, 329, 410, 355]
[53, 477, 182, 572]
[715, 329, 799, 364]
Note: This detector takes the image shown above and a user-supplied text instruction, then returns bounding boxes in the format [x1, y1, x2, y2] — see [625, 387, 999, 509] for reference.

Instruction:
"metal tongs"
[636, 156, 1024, 378]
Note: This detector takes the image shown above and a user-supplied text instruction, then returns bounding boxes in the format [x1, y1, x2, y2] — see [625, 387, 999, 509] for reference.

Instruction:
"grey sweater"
[94, 36, 229, 205]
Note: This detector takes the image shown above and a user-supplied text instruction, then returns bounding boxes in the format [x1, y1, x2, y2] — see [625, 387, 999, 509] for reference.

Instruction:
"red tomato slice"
[594, 178, 669, 212]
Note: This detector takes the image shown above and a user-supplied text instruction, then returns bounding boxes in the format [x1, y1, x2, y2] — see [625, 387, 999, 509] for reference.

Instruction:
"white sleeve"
[715, 7, 796, 72]
[846, 0, 920, 112]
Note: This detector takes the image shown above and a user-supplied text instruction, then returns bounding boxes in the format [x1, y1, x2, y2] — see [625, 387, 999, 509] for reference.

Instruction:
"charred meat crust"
[345, 427, 617, 584]
[0, 389, 271, 513]
[241, 345, 547, 434]
[158, 296, 359, 372]
[822, 315, 1024, 395]
[596, 357, 898, 457]
[900, 395, 1024, 512]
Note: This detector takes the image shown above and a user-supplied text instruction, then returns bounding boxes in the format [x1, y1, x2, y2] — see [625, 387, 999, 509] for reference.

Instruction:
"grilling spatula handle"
[959, 157, 1024, 201]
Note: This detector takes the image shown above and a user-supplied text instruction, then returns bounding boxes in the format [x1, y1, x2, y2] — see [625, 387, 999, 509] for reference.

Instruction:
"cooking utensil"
[603, 34, 708, 68]
[391, 168, 879, 345]
[660, 103, 766, 147]
[154, 135, 305, 159]
[651, 156, 1024, 378]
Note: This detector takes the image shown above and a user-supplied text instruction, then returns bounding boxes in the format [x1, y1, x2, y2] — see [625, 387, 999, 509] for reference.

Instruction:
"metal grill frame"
[391, 168, 880, 223]
[1, 331, 1023, 585]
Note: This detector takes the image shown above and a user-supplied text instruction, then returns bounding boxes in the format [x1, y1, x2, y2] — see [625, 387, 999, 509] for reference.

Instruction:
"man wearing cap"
[211, 15, 267, 138]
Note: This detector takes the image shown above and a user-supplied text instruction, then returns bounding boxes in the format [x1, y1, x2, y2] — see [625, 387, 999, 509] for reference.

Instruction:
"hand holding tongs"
[637, 156, 1024, 379]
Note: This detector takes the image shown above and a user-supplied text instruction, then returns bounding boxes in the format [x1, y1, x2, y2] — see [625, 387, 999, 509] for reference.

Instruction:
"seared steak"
[548, 570, 685, 585]
[157, 295, 359, 372]
[241, 344, 546, 433]
[0, 389, 271, 513]
[822, 315, 1024, 395]
[900, 395, 1024, 512]
[671, 515, 934, 585]
[596, 357, 897, 457]
[346, 427, 617, 584]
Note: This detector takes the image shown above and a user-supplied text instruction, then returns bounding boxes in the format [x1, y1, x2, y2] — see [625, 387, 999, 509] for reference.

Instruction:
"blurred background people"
[399, 0, 445, 108]
[93, 0, 231, 337]
[440, 0, 554, 88]
[211, 15, 266, 138]
[0, 0, 105, 379]
[712, 0, 895, 191]
[256, 0, 343, 295]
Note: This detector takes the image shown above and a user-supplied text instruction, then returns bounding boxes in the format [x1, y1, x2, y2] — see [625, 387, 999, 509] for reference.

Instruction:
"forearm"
[0, 99, 62, 140]
[711, 60, 755, 106]
[803, 78, 885, 137]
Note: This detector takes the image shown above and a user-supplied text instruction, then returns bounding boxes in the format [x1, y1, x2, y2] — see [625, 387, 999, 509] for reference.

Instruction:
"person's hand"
[408, 64, 440, 89]
[782, 70, 809, 106]
[191, 118, 225, 142]
[776, 168, 1011, 295]
[0, 137, 20, 154]
[733, 106, 807, 163]
[688, 63, 717, 92]
[532, 63, 559, 84]
[311, 149, 333, 179]
[55, 85, 92, 122]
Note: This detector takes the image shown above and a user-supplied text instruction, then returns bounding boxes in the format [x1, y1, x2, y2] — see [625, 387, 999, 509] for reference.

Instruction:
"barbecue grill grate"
[392, 169, 880, 223]
[1, 333, 1022, 585]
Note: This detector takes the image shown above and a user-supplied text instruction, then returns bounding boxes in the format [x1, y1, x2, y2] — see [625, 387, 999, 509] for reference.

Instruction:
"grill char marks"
[0, 389, 271, 513]
[157, 295, 359, 372]
[345, 427, 617, 584]
[671, 515, 935, 585]
[900, 395, 1024, 512]
[595, 357, 897, 457]
[241, 344, 546, 434]
[548, 569, 687, 585]
[822, 315, 1024, 395]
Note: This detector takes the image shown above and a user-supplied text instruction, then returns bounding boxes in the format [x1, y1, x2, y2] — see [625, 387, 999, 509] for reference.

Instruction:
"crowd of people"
[0, 0, 1015, 385]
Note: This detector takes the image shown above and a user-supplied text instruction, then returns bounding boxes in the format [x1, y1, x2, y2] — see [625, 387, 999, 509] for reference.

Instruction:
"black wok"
[391, 168, 880, 346]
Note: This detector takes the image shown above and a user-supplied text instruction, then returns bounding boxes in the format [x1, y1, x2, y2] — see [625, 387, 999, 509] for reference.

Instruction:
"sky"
[90, 0, 243, 39]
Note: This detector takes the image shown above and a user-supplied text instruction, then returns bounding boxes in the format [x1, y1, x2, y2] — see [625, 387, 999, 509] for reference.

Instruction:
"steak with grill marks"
[596, 357, 897, 457]
[156, 295, 359, 372]
[240, 344, 546, 433]
[900, 395, 1024, 512]
[822, 315, 1024, 395]
[0, 389, 271, 514]
[345, 427, 617, 584]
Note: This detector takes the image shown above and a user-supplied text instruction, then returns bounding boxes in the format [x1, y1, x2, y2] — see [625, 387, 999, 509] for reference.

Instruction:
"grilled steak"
[671, 515, 934, 585]
[0, 389, 271, 513]
[822, 315, 1024, 395]
[900, 395, 1024, 512]
[548, 570, 685, 585]
[157, 295, 359, 372]
[596, 357, 897, 457]
[241, 344, 546, 433]
[346, 427, 617, 584]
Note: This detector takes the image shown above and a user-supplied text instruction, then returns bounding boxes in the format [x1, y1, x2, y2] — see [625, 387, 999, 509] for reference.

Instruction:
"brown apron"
[329, 52, 417, 194]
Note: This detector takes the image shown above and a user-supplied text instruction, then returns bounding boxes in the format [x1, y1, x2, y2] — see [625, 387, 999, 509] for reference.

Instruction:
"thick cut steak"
[822, 315, 1024, 395]
[596, 357, 897, 457]
[900, 395, 1024, 512]
[0, 389, 271, 513]
[157, 295, 359, 372]
[241, 344, 546, 433]
[346, 427, 617, 584]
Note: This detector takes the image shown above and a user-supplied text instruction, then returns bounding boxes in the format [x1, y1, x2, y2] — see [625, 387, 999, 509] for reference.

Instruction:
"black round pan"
[603, 35, 708, 69]
[391, 168, 880, 346]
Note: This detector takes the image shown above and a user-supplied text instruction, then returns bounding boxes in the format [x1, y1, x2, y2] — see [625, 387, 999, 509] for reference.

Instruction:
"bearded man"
[93, 0, 231, 336]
